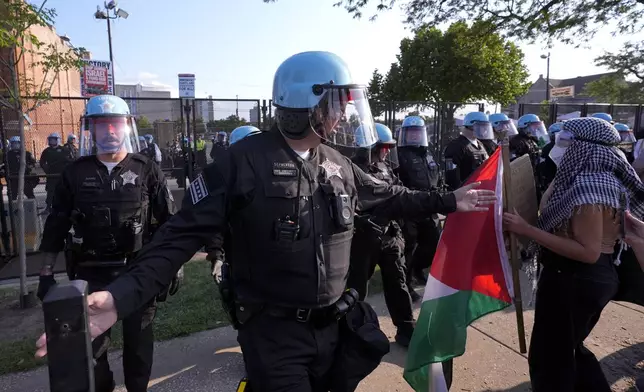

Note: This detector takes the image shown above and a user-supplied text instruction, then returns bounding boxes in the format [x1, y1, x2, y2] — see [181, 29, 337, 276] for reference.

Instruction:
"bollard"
[42, 280, 95, 392]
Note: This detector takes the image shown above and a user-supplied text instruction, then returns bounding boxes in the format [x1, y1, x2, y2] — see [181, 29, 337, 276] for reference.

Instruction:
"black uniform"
[209, 140, 227, 161]
[104, 130, 458, 391]
[63, 141, 79, 161]
[6, 148, 37, 200]
[40, 145, 72, 209]
[480, 139, 498, 157]
[538, 140, 557, 190]
[510, 133, 542, 200]
[348, 156, 414, 342]
[39, 153, 176, 392]
[444, 135, 488, 190]
[396, 147, 442, 286]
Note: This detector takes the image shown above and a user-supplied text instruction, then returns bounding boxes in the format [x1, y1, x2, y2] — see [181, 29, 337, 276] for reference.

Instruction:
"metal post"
[545, 54, 551, 102]
[235, 95, 239, 118]
[43, 281, 95, 392]
[183, 101, 194, 181]
[0, 109, 13, 255]
[261, 99, 268, 130]
[106, 15, 115, 83]
[191, 100, 198, 176]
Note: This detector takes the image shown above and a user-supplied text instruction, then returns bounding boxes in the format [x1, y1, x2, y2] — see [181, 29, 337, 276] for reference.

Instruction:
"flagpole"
[501, 143, 528, 354]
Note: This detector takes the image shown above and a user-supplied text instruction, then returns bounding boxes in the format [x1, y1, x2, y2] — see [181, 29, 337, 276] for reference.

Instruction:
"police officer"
[538, 122, 562, 190]
[489, 113, 518, 145]
[348, 122, 416, 347]
[143, 134, 162, 165]
[396, 115, 442, 301]
[511, 114, 548, 163]
[591, 112, 614, 123]
[444, 111, 490, 190]
[209, 131, 228, 161]
[39, 133, 69, 213]
[6, 136, 37, 200]
[63, 134, 79, 161]
[615, 123, 636, 163]
[36, 95, 176, 392]
[36, 52, 495, 391]
[475, 115, 498, 156]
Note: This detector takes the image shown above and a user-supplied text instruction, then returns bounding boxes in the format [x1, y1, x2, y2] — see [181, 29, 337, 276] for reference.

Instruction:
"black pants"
[8, 178, 36, 200]
[347, 225, 414, 331]
[403, 217, 441, 280]
[238, 311, 339, 392]
[76, 267, 157, 392]
[45, 177, 60, 208]
[529, 252, 618, 392]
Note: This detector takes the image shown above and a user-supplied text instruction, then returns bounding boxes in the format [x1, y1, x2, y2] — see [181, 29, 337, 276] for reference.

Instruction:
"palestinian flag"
[403, 148, 514, 392]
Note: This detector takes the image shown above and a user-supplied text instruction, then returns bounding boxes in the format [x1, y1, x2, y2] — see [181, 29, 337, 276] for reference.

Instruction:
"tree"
[595, 42, 644, 82]
[0, 0, 83, 307]
[386, 21, 529, 111]
[211, 114, 248, 132]
[367, 69, 387, 117]
[264, 0, 644, 46]
[583, 74, 644, 104]
[137, 115, 152, 129]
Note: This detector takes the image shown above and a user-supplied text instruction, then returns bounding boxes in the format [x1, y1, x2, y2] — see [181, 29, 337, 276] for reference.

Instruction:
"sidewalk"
[0, 273, 642, 392]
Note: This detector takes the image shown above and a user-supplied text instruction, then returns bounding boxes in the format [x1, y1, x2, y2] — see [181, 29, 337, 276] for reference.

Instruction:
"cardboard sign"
[507, 154, 538, 247]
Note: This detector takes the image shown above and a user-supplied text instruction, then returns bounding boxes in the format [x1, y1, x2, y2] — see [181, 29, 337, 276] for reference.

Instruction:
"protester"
[503, 117, 644, 392]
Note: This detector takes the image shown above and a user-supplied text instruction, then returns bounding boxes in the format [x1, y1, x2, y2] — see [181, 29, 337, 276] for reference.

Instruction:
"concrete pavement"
[0, 270, 642, 392]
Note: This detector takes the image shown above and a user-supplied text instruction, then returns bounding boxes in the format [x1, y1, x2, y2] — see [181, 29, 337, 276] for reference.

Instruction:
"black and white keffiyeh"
[539, 117, 644, 233]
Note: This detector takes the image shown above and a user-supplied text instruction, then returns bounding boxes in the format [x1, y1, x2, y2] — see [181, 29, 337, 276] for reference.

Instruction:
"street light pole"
[94, 1, 129, 88]
[106, 16, 114, 82]
[541, 52, 551, 102]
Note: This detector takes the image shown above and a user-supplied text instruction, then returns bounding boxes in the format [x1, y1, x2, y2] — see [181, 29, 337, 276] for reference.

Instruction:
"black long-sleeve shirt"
[107, 131, 457, 318]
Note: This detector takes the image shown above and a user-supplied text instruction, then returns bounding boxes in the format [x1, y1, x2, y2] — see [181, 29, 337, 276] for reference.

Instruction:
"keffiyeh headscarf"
[539, 117, 644, 232]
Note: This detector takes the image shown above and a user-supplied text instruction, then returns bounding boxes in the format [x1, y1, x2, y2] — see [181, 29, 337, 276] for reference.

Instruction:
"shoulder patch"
[189, 174, 209, 205]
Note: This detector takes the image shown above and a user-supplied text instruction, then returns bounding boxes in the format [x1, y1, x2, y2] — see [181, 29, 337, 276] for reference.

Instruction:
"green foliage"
[137, 115, 152, 129]
[583, 74, 644, 104]
[368, 21, 529, 115]
[209, 114, 248, 132]
[0, 0, 85, 109]
[264, 0, 644, 46]
[595, 42, 644, 82]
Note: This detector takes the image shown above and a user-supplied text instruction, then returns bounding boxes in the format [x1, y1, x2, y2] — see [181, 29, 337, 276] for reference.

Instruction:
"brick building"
[1, 18, 86, 159]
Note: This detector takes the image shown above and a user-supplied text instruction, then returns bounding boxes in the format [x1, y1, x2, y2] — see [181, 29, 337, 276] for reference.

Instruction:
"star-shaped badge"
[320, 158, 342, 180]
[100, 100, 114, 113]
[120, 170, 138, 186]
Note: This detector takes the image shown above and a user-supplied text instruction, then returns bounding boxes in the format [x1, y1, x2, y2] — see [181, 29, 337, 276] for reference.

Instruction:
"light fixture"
[540, 54, 548, 59]
[94, 6, 107, 19]
[116, 8, 129, 19]
[105, 0, 118, 10]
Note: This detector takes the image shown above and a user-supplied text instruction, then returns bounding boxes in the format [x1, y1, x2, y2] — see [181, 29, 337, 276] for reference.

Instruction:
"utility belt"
[236, 288, 359, 329]
[354, 215, 389, 237]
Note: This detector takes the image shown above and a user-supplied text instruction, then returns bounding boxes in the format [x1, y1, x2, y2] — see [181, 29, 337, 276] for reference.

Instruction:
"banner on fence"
[80, 59, 113, 97]
[550, 86, 575, 98]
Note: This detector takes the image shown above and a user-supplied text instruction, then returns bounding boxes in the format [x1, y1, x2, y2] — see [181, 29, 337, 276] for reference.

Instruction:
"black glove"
[37, 275, 57, 301]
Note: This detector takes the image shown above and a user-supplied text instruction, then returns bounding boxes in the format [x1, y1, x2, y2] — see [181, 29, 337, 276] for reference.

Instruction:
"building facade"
[115, 83, 177, 124]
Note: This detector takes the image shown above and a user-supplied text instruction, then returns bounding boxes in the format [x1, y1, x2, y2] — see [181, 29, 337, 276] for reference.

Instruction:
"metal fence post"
[0, 108, 14, 256]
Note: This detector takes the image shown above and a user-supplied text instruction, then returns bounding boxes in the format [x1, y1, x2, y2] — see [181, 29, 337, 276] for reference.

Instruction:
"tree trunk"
[9, 47, 31, 308]
[17, 113, 28, 308]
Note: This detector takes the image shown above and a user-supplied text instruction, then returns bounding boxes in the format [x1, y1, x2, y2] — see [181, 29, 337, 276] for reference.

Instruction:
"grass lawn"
[0, 257, 384, 376]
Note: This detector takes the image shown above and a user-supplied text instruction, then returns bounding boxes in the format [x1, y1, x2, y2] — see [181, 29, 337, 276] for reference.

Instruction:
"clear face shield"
[549, 130, 574, 166]
[526, 122, 549, 148]
[375, 143, 399, 170]
[472, 122, 494, 140]
[48, 137, 59, 147]
[80, 115, 140, 157]
[493, 121, 518, 142]
[309, 86, 377, 148]
[399, 126, 428, 147]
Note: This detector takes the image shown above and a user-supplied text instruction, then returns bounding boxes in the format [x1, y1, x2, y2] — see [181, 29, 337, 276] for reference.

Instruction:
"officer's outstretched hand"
[453, 182, 496, 212]
[35, 291, 117, 358]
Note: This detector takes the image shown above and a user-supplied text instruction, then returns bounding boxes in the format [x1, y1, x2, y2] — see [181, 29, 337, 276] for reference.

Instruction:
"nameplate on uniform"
[189, 174, 209, 205]
[272, 162, 297, 177]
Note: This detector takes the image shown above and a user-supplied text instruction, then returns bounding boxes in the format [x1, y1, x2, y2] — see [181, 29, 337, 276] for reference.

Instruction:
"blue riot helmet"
[398, 116, 428, 147]
[47, 132, 60, 147]
[591, 113, 613, 123]
[518, 113, 549, 147]
[489, 113, 518, 141]
[272, 51, 377, 148]
[216, 131, 227, 143]
[67, 134, 77, 143]
[548, 122, 563, 135]
[144, 134, 154, 143]
[80, 95, 139, 157]
[463, 112, 494, 140]
[614, 123, 636, 156]
[9, 136, 20, 150]
[138, 135, 148, 149]
[230, 126, 261, 145]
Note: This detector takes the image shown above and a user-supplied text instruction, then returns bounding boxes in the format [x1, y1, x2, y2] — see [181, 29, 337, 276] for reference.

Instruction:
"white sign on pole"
[178, 74, 196, 98]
